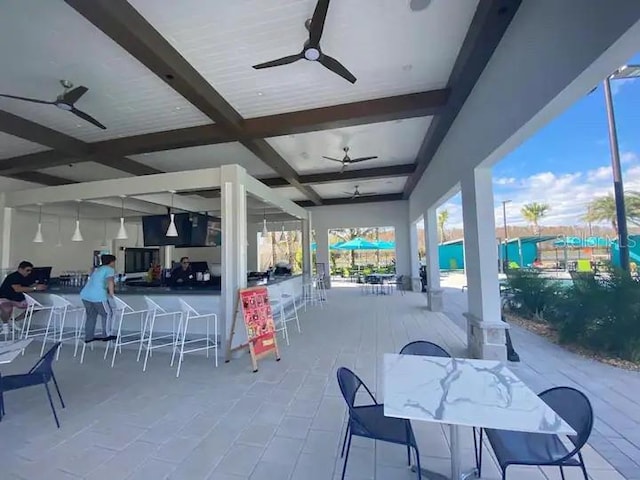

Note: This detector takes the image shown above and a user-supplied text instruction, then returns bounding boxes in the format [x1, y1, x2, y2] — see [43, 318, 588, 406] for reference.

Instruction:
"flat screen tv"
[142, 213, 192, 247]
[188, 214, 222, 247]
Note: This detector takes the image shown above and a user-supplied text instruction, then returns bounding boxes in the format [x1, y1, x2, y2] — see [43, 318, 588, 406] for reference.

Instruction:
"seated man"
[0, 260, 46, 335]
[170, 256, 194, 286]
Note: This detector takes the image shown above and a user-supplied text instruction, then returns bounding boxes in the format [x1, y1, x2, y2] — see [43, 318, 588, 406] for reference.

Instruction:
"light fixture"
[166, 191, 178, 237]
[72, 200, 84, 242]
[33, 204, 44, 243]
[116, 195, 128, 240]
[56, 216, 62, 247]
[262, 209, 268, 237]
[279, 223, 286, 242]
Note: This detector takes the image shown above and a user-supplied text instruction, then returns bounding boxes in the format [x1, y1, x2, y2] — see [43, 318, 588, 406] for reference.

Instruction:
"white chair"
[21, 294, 53, 344]
[40, 294, 85, 359]
[172, 299, 218, 378]
[272, 286, 301, 345]
[315, 274, 328, 303]
[138, 297, 182, 372]
[302, 277, 323, 311]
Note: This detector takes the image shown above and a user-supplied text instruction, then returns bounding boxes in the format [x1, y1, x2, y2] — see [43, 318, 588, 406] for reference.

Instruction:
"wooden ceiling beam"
[65, 0, 322, 205]
[0, 110, 161, 176]
[403, 0, 522, 197]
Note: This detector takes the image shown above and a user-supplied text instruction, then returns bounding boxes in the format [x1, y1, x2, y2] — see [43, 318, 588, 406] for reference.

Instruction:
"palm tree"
[520, 202, 549, 235]
[437, 210, 449, 243]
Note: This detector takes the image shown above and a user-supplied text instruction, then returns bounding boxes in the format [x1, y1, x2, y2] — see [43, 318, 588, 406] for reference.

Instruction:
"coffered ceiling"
[0, 0, 521, 206]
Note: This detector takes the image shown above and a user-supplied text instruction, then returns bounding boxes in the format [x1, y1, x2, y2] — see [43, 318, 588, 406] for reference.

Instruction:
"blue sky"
[442, 53, 640, 229]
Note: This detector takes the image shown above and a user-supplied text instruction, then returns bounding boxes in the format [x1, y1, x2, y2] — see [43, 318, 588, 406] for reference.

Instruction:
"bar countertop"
[45, 274, 302, 296]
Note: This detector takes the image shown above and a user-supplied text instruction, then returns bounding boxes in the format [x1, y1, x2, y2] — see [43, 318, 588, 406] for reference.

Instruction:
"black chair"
[399, 341, 450, 358]
[475, 386, 593, 480]
[0, 342, 65, 428]
[336, 367, 422, 480]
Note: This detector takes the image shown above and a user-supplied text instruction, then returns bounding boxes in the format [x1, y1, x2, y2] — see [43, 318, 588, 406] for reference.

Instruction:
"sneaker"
[101, 335, 117, 342]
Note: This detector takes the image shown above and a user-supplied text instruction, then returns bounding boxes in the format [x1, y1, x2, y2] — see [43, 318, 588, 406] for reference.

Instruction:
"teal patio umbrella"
[333, 237, 380, 250]
[375, 240, 395, 250]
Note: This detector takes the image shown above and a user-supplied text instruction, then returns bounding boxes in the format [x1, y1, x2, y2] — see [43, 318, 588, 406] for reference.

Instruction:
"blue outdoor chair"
[336, 367, 422, 480]
[399, 341, 451, 358]
[474, 386, 593, 480]
[0, 342, 65, 428]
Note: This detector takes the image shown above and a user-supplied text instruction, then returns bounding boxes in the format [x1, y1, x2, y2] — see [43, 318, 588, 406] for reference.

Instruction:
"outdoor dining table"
[383, 353, 576, 480]
[0, 339, 32, 365]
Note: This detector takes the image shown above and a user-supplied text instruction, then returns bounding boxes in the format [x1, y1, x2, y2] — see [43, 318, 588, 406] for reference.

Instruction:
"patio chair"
[399, 341, 450, 357]
[0, 342, 65, 428]
[336, 367, 422, 480]
[474, 386, 593, 480]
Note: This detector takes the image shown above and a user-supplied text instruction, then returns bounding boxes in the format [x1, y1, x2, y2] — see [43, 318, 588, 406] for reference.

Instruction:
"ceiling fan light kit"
[322, 146, 378, 172]
[252, 0, 357, 84]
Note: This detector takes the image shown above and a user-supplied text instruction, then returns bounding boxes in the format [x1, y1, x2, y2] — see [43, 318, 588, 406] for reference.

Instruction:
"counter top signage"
[226, 286, 280, 372]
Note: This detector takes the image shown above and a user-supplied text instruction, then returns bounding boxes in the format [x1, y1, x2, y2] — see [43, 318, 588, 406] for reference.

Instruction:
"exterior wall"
[308, 201, 411, 277]
[410, 0, 640, 219]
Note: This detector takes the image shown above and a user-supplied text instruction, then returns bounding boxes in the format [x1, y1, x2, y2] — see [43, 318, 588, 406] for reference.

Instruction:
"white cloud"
[621, 151, 639, 165]
[436, 161, 640, 230]
[494, 177, 516, 185]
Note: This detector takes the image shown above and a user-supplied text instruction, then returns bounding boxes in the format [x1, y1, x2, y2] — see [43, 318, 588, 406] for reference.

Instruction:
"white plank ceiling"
[40, 162, 134, 182]
[314, 176, 407, 199]
[267, 117, 432, 173]
[130, 143, 277, 177]
[0, 132, 50, 160]
[0, 0, 211, 144]
[128, 0, 478, 118]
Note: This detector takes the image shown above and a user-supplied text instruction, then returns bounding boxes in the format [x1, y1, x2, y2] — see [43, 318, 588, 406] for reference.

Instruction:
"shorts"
[0, 299, 28, 319]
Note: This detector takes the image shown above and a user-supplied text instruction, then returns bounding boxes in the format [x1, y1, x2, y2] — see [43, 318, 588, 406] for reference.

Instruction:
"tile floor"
[0, 282, 626, 479]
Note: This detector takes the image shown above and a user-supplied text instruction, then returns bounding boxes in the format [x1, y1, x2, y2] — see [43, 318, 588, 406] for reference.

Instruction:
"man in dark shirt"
[170, 257, 194, 286]
[0, 260, 46, 335]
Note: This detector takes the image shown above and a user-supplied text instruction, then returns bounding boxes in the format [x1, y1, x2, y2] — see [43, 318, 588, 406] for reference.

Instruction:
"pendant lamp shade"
[72, 201, 83, 242]
[166, 191, 178, 237]
[166, 213, 179, 237]
[262, 218, 268, 237]
[279, 223, 286, 242]
[116, 197, 128, 240]
[33, 204, 44, 243]
[72, 220, 84, 242]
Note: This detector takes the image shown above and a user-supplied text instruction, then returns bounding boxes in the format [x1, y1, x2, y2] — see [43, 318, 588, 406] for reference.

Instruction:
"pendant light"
[56, 216, 62, 247]
[72, 200, 83, 242]
[165, 191, 178, 237]
[116, 195, 129, 240]
[262, 209, 268, 237]
[32, 204, 44, 243]
[279, 223, 286, 242]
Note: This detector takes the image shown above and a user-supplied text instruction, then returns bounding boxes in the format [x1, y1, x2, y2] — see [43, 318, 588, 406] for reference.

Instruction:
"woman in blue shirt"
[80, 254, 117, 343]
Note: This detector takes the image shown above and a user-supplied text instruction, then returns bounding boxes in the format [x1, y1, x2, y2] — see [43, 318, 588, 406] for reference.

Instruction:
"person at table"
[80, 254, 117, 343]
[170, 257, 194, 286]
[0, 260, 46, 335]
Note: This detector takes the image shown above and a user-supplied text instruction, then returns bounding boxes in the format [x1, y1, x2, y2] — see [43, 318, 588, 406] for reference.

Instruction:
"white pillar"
[461, 167, 508, 360]
[424, 207, 443, 311]
[0, 194, 12, 271]
[221, 165, 248, 353]
[315, 227, 330, 288]
[246, 222, 261, 272]
[162, 245, 174, 269]
[409, 220, 421, 291]
[301, 214, 312, 279]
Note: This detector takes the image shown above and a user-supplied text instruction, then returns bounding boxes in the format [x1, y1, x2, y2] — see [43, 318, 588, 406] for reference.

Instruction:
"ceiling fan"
[252, 0, 357, 84]
[0, 80, 106, 129]
[344, 185, 378, 200]
[323, 147, 378, 172]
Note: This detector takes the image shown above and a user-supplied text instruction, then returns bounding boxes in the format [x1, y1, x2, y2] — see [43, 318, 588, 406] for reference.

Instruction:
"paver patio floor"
[0, 282, 626, 479]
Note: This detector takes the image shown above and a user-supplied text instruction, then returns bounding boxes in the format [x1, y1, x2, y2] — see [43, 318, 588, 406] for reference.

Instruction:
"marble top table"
[0, 339, 32, 365]
[383, 354, 575, 479]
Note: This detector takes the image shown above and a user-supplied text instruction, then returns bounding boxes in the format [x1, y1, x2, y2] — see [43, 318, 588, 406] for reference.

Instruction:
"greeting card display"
[225, 287, 280, 372]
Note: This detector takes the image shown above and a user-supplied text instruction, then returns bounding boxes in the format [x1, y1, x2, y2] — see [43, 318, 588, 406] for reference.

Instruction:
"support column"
[301, 214, 312, 279]
[409, 220, 421, 292]
[162, 245, 174, 269]
[246, 222, 261, 272]
[221, 165, 248, 353]
[424, 207, 443, 311]
[461, 167, 508, 361]
[0, 194, 12, 270]
[315, 227, 330, 288]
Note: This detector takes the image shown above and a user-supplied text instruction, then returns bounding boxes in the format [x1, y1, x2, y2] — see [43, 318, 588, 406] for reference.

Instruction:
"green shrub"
[342, 267, 350, 277]
[504, 270, 560, 319]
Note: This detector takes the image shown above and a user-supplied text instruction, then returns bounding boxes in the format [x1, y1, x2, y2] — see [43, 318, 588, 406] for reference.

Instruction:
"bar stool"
[315, 274, 327, 303]
[302, 278, 322, 311]
[40, 294, 85, 359]
[172, 299, 218, 378]
[279, 285, 301, 333]
[138, 297, 182, 372]
[21, 294, 53, 345]
[107, 296, 148, 368]
[271, 291, 293, 346]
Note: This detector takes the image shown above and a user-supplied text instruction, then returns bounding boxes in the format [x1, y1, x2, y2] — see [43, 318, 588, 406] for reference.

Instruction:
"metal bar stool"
[138, 297, 182, 372]
[172, 299, 218, 378]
